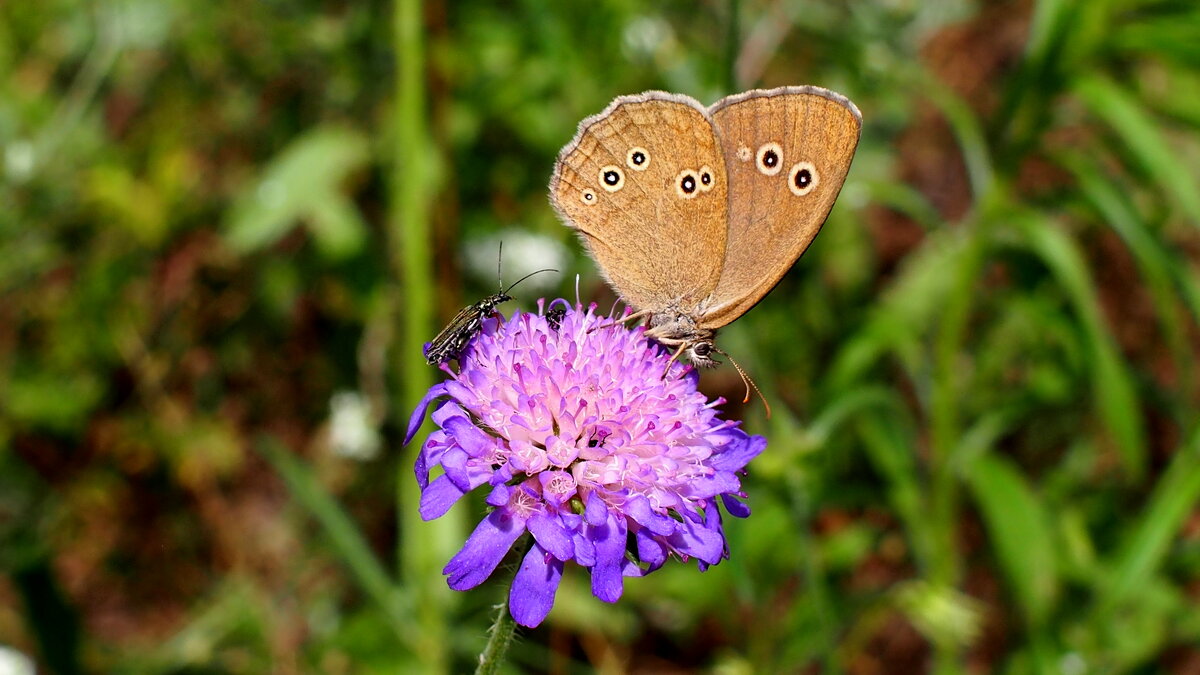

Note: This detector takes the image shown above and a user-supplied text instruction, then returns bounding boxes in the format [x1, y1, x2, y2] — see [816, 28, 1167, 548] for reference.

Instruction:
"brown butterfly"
[549, 86, 860, 376]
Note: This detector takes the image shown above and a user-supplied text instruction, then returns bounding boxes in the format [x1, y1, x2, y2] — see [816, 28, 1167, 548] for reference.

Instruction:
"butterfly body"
[550, 86, 861, 366]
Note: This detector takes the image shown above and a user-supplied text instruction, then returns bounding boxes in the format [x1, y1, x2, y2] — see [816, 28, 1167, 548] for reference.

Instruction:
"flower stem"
[475, 537, 530, 675]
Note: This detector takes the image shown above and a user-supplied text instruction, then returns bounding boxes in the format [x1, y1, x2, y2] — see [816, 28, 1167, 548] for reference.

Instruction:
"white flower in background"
[464, 231, 568, 295]
[329, 391, 380, 461]
[0, 646, 35, 675]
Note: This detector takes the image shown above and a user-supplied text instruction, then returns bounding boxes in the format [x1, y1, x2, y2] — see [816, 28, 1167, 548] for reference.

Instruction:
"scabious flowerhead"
[405, 299, 766, 628]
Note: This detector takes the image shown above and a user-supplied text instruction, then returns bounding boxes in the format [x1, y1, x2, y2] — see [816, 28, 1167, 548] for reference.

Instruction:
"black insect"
[424, 247, 555, 365]
[545, 301, 568, 330]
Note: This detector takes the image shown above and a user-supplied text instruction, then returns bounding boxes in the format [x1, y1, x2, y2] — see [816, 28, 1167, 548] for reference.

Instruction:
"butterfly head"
[686, 339, 720, 369]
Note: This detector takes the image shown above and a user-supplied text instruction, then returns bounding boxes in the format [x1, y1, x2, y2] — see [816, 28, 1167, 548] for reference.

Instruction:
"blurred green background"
[3, 0, 1200, 672]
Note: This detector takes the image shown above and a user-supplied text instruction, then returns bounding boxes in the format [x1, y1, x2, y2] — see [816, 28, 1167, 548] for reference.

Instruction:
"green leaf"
[224, 125, 370, 258]
[964, 453, 1058, 628]
[1074, 74, 1200, 227]
[1100, 429, 1200, 613]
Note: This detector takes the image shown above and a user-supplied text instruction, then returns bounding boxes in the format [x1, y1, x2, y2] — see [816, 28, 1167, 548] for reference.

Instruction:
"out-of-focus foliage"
[2, 0, 1199, 672]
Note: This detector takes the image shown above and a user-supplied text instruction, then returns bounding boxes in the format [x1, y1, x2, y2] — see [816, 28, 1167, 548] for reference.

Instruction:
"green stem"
[392, 0, 458, 669]
[475, 537, 531, 675]
[928, 223, 990, 675]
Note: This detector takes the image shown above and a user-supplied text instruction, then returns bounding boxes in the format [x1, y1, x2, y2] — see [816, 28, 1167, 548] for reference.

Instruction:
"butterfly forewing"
[701, 87, 861, 329]
[550, 92, 729, 312]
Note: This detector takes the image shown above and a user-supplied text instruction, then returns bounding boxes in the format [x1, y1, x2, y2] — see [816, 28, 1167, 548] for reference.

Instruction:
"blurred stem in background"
[391, 0, 460, 668]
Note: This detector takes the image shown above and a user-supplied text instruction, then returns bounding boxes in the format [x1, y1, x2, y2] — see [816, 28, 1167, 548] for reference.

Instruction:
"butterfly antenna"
[715, 347, 771, 418]
[502, 267, 558, 294]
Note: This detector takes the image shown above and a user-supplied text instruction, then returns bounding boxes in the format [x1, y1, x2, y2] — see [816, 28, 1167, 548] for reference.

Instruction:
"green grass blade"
[1099, 428, 1200, 613]
[856, 409, 935, 572]
[826, 228, 971, 391]
[1074, 73, 1200, 227]
[1058, 150, 1194, 396]
[255, 437, 414, 642]
[922, 75, 993, 200]
[964, 453, 1059, 629]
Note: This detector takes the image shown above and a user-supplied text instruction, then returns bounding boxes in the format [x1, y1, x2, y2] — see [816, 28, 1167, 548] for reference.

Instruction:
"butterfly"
[549, 86, 860, 372]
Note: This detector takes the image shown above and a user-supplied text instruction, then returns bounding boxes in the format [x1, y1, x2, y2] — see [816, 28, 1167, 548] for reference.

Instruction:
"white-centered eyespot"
[697, 165, 715, 192]
[787, 161, 819, 196]
[675, 169, 700, 199]
[580, 188, 597, 205]
[626, 147, 650, 171]
[755, 142, 784, 176]
[737, 146, 752, 162]
[598, 165, 625, 192]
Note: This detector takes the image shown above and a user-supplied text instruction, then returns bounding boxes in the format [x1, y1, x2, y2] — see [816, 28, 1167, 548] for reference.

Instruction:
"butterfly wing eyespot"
[787, 161, 819, 196]
[580, 188, 597, 205]
[698, 165, 715, 192]
[755, 142, 784, 176]
[626, 146, 650, 171]
[598, 165, 625, 192]
[674, 169, 700, 199]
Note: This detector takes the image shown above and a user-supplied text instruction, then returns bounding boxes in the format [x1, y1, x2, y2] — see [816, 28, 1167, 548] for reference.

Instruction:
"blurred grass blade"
[1011, 214, 1147, 479]
[1099, 429, 1200, 613]
[922, 74, 993, 200]
[255, 436, 414, 642]
[1058, 150, 1194, 396]
[1074, 74, 1200, 227]
[826, 228, 971, 391]
[964, 453, 1058, 628]
[862, 179, 944, 231]
[856, 410, 934, 571]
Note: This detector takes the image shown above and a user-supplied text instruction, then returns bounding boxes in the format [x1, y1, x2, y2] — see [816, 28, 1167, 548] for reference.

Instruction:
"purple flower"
[405, 300, 766, 628]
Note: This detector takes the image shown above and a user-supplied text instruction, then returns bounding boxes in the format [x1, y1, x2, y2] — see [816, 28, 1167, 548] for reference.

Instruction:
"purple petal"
[561, 513, 595, 566]
[486, 483, 510, 507]
[624, 495, 676, 536]
[414, 431, 449, 489]
[419, 474, 468, 520]
[528, 513, 574, 561]
[440, 447, 474, 491]
[707, 431, 766, 472]
[687, 471, 742, 500]
[590, 512, 627, 603]
[430, 400, 465, 427]
[443, 510, 527, 591]
[585, 492, 607, 527]
[635, 528, 667, 570]
[669, 514, 725, 565]
[510, 543, 564, 628]
[404, 383, 447, 445]
[443, 380, 475, 406]
[444, 416, 496, 458]
[621, 558, 648, 577]
[721, 494, 751, 518]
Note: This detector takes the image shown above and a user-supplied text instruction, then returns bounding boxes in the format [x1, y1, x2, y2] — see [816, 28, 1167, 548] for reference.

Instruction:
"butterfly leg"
[588, 308, 651, 333]
[660, 341, 690, 378]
